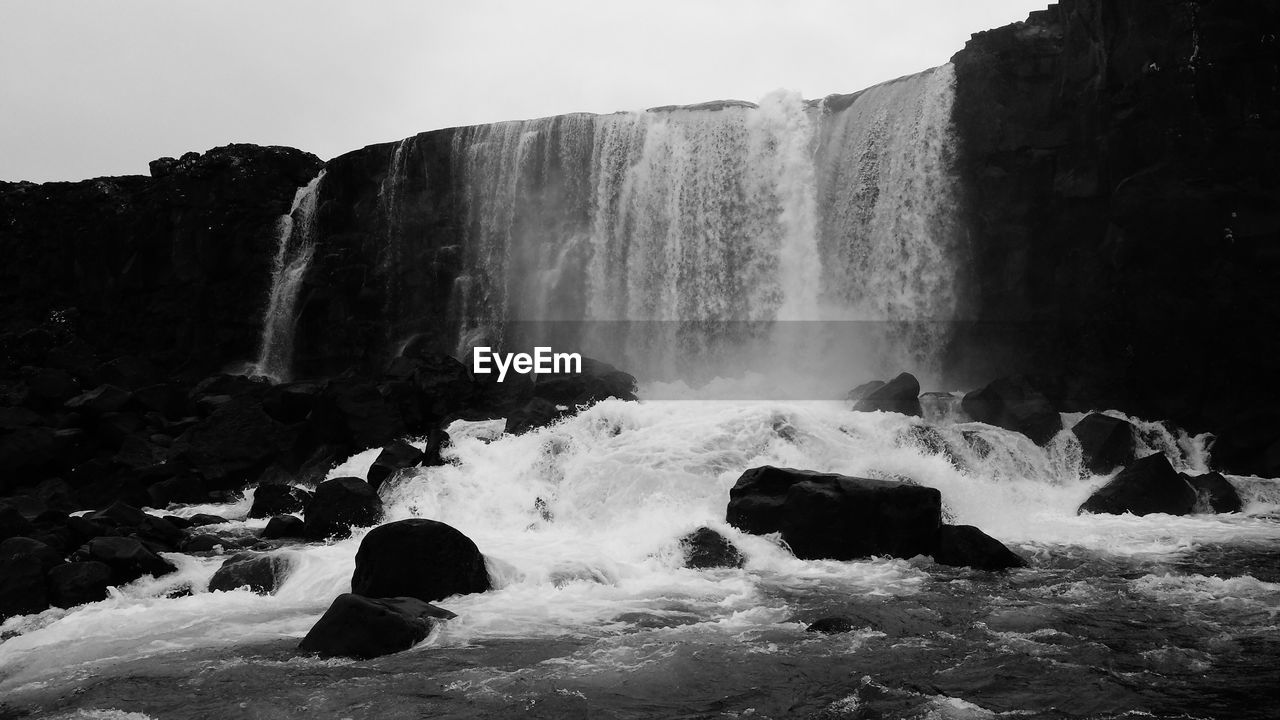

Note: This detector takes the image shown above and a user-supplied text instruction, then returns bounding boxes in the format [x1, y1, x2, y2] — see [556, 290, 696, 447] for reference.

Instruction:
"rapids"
[2, 398, 1278, 719]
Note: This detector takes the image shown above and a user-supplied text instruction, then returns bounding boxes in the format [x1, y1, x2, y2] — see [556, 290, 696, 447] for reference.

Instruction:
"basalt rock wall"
[949, 0, 1280, 472]
[0, 145, 323, 380]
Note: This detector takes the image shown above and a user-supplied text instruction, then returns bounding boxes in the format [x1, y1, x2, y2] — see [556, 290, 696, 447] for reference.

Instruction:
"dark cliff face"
[292, 130, 463, 378]
[0, 145, 323, 379]
[949, 0, 1280, 468]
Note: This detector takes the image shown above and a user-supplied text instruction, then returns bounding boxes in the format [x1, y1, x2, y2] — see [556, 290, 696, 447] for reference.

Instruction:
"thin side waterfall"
[251, 170, 325, 383]
[446, 65, 963, 392]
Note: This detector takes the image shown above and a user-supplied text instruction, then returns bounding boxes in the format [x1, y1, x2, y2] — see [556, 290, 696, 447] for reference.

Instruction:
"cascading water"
[250, 170, 325, 383]
[448, 67, 963, 394]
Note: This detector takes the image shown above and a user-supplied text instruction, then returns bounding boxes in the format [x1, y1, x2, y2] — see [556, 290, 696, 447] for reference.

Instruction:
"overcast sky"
[0, 1, 1047, 183]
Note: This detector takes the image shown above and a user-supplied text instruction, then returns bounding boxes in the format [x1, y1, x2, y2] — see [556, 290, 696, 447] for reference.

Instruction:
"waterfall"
[251, 170, 325, 383]
[446, 65, 964, 393]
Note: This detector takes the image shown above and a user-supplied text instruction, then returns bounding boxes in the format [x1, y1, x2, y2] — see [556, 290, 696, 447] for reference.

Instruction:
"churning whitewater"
[2, 398, 1278, 717]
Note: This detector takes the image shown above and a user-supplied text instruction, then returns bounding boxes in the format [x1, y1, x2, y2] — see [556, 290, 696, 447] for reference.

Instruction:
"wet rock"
[262, 514, 306, 540]
[23, 368, 79, 410]
[726, 466, 941, 561]
[77, 536, 177, 584]
[0, 501, 35, 541]
[504, 397, 565, 435]
[530, 356, 638, 407]
[931, 524, 1026, 571]
[961, 376, 1062, 445]
[366, 439, 424, 491]
[351, 518, 490, 602]
[678, 527, 745, 569]
[47, 560, 113, 608]
[806, 617, 857, 634]
[1078, 453, 1196, 516]
[64, 384, 134, 415]
[298, 593, 456, 659]
[146, 473, 207, 507]
[852, 372, 922, 417]
[248, 483, 313, 519]
[181, 534, 237, 553]
[207, 552, 291, 594]
[169, 396, 293, 486]
[1, 536, 65, 572]
[0, 553, 48, 619]
[303, 477, 382, 540]
[1071, 413, 1137, 474]
[845, 380, 886, 405]
[187, 513, 230, 527]
[85, 500, 184, 549]
[1185, 472, 1243, 514]
[309, 380, 406, 449]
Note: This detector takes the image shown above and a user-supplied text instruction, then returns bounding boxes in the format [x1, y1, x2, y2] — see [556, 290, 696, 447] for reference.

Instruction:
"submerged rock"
[679, 527, 745, 569]
[1078, 454, 1196, 516]
[207, 552, 291, 594]
[961, 376, 1062, 445]
[303, 477, 382, 540]
[806, 617, 857, 634]
[504, 397, 565, 435]
[851, 372, 922, 417]
[351, 518, 490, 602]
[1071, 413, 1137, 474]
[298, 593, 456, 659]
[1185, 471, 1243, 514]
[726, 466, 941, 561]
[932, 524, 1026, 571]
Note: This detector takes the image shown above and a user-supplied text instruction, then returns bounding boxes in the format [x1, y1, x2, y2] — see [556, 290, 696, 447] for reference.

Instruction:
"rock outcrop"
[350, 518, 491, 602]
[1078, 454, 1197, 516]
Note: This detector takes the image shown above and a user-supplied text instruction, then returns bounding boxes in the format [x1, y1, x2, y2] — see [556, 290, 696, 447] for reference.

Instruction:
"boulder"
[961, 376, 1062, 445]
[187, 513, 230, 527]
[248, 484, 313, 519]
[351, 518, 491, 602]
[64, 384, 134, 415]
[726, 466, 941, 561]
[0, 554, 48, 619]
[932, 525, 1026, 571]
[845, 380, 886, 404]
[367, 439, 424, 491]
[146, 473, 207, 507]
[0, 501, 35, 542]
[298, 593, 456, 659]
[504, 398, 565, 435]
[1078, 454, 1196, 516]
[169, 396, 293, 486]
[262, 514, 306, 540]
[678, 527, 745, 569]
[77, 536, 177, 584]
[309, 380, 406, 449]
[852, 372, 922, 417]
[530, 356, 638, 407]
[1185, 472, 1243, 514]
[303, 477, 383, 540]
[85, 501, 184, 549]
[47, 561, 113, 608]
[207, 552, 291, 594]
[1071, 413, 1137, 474]
[1, 536, 65, 572]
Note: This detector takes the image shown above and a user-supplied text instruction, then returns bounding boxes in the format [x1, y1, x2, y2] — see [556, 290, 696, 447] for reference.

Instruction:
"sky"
[0, 1, 1048, 183]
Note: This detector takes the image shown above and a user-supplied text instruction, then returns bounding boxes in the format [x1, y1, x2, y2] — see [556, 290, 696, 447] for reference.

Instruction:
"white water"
[5, 398, 1278, 696]
[251, 171, 325, 383]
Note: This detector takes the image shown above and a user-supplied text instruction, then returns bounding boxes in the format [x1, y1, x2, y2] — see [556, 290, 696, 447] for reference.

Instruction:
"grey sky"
[0, 1, 1047, 183]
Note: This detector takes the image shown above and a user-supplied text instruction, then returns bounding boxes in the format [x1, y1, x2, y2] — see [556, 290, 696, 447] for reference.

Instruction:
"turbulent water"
[3, 399, 1278, 719]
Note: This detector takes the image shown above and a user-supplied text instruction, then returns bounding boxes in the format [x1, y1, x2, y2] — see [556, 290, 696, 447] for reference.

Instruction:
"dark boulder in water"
[726, 466, 941, 561]
[1184, 471, 1243, 514]
[85, 501, 184, 550]
[962, 376, 1062, 445]
[806, 617, 857, 634]
[530, 356, 638, 407]
[351, 518, 490, 602]
[308, 379, 406, 450]
[47, 560, 113, 608]
[366, 439, 424, 491]
[304, 477, 382, 540]
[845, 380, 886, 405]
[262, 514, 306, 540]
[504, 397, 566, 435]
[852, 372, 922, 417]
[1078, 453, 1196, 516]
[679, 527, 745, 569]
[932, 524, 1026, 571]
[1071, 413, 1136, 474]
[298, 593, 456, 659]
[168, 395, 293, 487]
[249, 483, 313, 519]
[207, 552, 291, 594]
[0, 552, 48, 619]
[76, 536, 177, 584]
